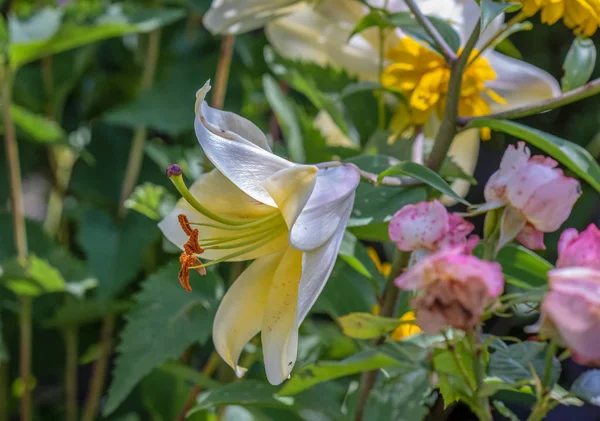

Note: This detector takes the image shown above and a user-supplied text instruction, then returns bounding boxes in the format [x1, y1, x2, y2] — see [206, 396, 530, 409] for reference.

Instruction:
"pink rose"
[557, 224, 600, 270]
[485, 142, 581, 250]
[542, 268, 600, 366]
[388, 200, 476, 252]
[395, 248, 504, 333]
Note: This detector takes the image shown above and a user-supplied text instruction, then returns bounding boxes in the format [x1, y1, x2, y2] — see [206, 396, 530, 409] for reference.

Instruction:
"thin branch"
[174, 352, 221, 421]
[354, 250, 411, 421]
[459, 77, 600, 125]
[426, 21, 480, 172]
[211, 35, 235, 110]
[403, 0, 457, 63]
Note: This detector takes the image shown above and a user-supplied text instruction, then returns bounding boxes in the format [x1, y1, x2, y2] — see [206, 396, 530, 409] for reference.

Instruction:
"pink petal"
[516, 223, 545, 250]
[557, 224, 600, 270]
[438, 213, 476, 248]
[484, 142, 530, 203]
[388, 200, 449, 252]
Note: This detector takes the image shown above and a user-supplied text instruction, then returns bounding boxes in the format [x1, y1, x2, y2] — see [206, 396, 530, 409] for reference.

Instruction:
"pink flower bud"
[557, 224, 600, 270]
[395, 248, 504, 333]
[542, 268, 600, 366]
[388, 200, 476, 252]
[484, 142, 581, 244]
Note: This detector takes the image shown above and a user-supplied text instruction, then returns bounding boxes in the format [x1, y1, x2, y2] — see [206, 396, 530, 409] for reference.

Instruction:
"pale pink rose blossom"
[557, 224, 600, 270]
[484, 142, 581, 250]
[395, 248, 504, 333]
[388, 200, 476, 252]
[542, 268, 600, 366]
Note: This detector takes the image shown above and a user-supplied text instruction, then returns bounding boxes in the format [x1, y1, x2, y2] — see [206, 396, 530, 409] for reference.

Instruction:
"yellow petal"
[213, 252, 283, 377]
[262, 246, 303, 385]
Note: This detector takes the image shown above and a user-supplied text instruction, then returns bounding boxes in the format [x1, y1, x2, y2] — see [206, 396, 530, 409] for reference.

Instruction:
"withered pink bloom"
[542, 268, 600, 366]
[388, 200, 476, 252]
[557, 224, 600, 270]
[395, 248, 504, 333]
[485, 142, 581, 250]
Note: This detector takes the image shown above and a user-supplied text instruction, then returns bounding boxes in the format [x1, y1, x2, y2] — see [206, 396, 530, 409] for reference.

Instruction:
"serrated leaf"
[103, 261, 219, 415]
[263, 74, 304, 162]
[124, 183, 175, 221]
[279, 349, 399, 396]
[466, 119, 600, 193]
[562, 37, 596, 91]
[77, 208, 160, 302]
[378, 160, 470, 206]
[571, 369, 600, 406]
[338, 312, 401, 339]
[8, 5, 185, 69]
[480, 1, 521, 34]
[489, 342, 560, 387]
[363, 367, 430, 421]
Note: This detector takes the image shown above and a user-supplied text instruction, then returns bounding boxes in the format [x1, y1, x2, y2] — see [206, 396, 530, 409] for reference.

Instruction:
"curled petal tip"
[166, 164, 183, 178]
[234, 366, 247, 378]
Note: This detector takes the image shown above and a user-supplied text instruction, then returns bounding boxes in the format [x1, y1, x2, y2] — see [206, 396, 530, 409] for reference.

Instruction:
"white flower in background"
[204, 0, 561, 199]
[159, 81, 360, 385]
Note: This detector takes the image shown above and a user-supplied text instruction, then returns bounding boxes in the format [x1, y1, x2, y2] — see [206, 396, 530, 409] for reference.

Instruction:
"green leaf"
[103, 261, 219, 416]
[489, 342, 560, 387]
[45, 299, 132, 328]
[263, 74, 304, 162]
[378, 161, 471, 206]
[571, 369, 600, 406]
[496, 244, 553, 288]
[338, 312, 401, 339]
[562, 37, 596, 91]
[338, 231, 384, 285]
[433, 341, 476, 407]
[8, 104, 65, 143]
[363, 367, 430, 421]
[124, 183, 175, 221]
[341, 81, 380, 98]
[77, 208, 160, 301]
[350, 9, 389, 37]
[158, 361, 221, 390]
[279, 349, 400, 396]
[346, 155, 428, 241]
[3, 256, 66, 297]
[495, 38, 522, 59]
[8, 6, 185, 69]
[387, 12, 461, 53]
[493, 400, 521, 421]
[466, 119, 600, 193]
[480, 1, 521, 34]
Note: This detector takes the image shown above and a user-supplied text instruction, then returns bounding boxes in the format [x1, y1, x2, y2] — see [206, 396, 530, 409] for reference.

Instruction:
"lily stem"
[2, 56, 31, 421]
[174, 352, 221, 421]
[403, 0, 457, 63]
[354, 250, 411, 421]
[459, 77, 600, 124]
[118, 29, 161, 217]
[426, 21, 480, 172]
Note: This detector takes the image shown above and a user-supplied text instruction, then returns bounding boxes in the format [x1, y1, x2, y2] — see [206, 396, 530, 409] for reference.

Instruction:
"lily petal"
[289, 164, 360, 251]
[203, 0, 308, 35]
[297, 192, 355, 322]
[486, 52, 561, 110]
[195, 82, 294, 206]
[444, 128, 480, 203]
[262, 247, 303, 385]
[213, 252, 283, 377]
[263, 165, 318, 229]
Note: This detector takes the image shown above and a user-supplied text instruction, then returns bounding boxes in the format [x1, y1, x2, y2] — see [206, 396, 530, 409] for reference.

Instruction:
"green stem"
[443, 332, 476, 393]
[468, 12, 527, 64]
[377, 27, 386, 130]
[354, 250, 411, 421]
[470, 331, 492, 421]
[459, 77, 600, 125]
[210, 35, 235, 110]
[64, 311, 78, 421]
[542, 341, 558, 391]
[174, 352, 221, 421]
[403, 0, 457, 63]
[427, 21, 480, 172]
[0, 360, 7, 421]
[118, 29, 161, 217]
[19, 297, 32, 421]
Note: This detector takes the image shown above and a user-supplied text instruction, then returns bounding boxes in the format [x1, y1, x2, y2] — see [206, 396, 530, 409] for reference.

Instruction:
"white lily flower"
[158, 81, 360, 385]
[264, 0, 560, 198]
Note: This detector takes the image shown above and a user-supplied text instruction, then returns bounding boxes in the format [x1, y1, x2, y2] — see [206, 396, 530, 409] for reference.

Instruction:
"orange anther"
[177, 214, 206, 292]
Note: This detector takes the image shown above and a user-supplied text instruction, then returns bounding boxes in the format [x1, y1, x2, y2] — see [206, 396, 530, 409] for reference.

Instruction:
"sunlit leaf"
[480, 1, 521, 34]
[124, 183, 175, 221]
[338, 312, 401, 339]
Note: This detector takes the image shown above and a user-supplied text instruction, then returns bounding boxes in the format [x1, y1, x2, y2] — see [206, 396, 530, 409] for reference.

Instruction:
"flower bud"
[557, 224, 600, 270]
[395, 248, 504, 333]
[388, 200, 476, 252]
[166, 164, 184, 178]
[542, 268, 600, 366]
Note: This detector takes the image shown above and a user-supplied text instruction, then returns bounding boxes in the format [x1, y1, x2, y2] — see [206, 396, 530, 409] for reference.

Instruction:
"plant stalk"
[211, 35, 235, 110]
[354, 250, 410, 421]
[64, 319, 78, 421]
[0, 361, 7, 421]
[174, 352, 221, 421]
[426, 21, 480, 172]
[403, 0, 457, 63]
[118, 29, 161, 217]
[2, 57, 31, 421]
[459, 77, 600, 125]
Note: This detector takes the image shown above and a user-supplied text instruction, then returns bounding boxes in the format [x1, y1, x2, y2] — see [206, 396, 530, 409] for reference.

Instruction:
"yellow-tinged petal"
[262, 246, 303, 385]
[213, 252, 283, 377]
[263, 165, 318, 230]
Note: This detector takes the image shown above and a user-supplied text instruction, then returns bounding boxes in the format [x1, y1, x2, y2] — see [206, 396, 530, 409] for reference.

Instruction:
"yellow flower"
[382, 38, 506, 140]
[368, 248, 422, 340]
[520, 0, 600, 36]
